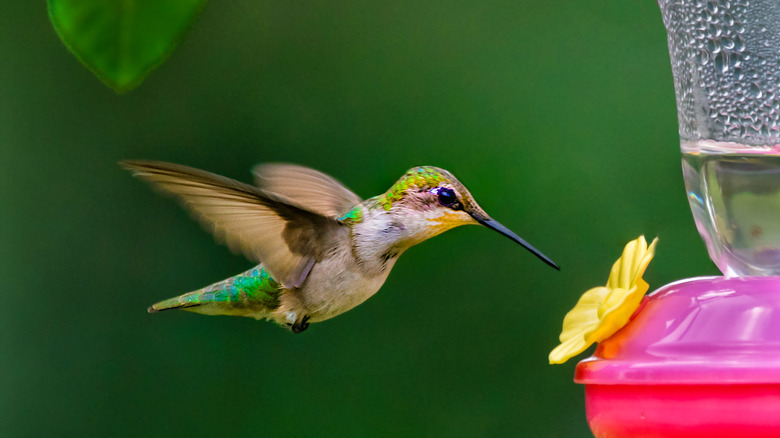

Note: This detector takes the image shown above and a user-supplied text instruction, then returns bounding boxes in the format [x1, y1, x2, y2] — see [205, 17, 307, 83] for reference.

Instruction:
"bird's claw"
[291, 315, 310, 334]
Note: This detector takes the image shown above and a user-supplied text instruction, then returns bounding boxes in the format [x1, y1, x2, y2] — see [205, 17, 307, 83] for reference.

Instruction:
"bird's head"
[376, 166, 558, 269]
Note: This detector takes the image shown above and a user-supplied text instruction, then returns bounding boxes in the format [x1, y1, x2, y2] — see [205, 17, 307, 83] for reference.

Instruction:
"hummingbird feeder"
[556, 0, 780, 436]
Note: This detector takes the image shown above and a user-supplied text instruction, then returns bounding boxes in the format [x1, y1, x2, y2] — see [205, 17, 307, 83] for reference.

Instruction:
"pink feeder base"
[585, 384, 780, 438]
[575, 277, 780, 437]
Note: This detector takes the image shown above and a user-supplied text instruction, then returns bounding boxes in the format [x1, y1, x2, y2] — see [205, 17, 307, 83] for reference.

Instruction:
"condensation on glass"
[660, 0, 780, 275]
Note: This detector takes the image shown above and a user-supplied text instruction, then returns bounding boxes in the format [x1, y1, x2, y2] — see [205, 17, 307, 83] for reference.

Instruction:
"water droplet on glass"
[707, 38, 722, 53]
[749, 82, 763, 98]
[714, 51, 729, 72]
[708, 23, 722, 36]
[734, 35, 745, 51]
[698, 49, 711, 65]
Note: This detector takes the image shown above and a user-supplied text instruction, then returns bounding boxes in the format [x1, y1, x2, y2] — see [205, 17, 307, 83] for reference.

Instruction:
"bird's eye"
[436, 187, 457, 207]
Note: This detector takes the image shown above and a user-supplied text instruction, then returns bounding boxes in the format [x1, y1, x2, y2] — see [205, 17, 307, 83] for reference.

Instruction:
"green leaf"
[48, 0, 207, 93]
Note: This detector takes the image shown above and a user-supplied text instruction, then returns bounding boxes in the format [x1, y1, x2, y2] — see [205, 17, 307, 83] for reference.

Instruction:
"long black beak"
[476, 217, 559, 270]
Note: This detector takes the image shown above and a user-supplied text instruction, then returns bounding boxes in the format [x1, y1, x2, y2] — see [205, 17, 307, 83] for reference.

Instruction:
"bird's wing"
[252, 163, 362, 218]
[121, 160, 346, 289]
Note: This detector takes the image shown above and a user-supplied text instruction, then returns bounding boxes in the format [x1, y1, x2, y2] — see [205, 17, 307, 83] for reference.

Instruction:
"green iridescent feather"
[150, 266, 282, 312]
[338, 205, 363, 224]
[377, 166, 450, 210]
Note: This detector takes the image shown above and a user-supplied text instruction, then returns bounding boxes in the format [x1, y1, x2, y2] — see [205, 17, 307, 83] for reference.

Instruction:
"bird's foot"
[291, 315, 310, 334]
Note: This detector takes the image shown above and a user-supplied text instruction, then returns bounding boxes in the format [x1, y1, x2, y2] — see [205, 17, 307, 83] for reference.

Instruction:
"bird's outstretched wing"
[252, 163, 362, 218]
[121, 160, 346, 289]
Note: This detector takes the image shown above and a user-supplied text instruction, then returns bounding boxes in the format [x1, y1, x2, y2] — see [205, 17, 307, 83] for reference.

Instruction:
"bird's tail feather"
[147, 292, 202, 313]
[146, 265, 283, 315]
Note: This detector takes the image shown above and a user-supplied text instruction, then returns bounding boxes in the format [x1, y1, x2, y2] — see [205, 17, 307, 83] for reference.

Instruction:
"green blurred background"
[1, 1, 720, 436]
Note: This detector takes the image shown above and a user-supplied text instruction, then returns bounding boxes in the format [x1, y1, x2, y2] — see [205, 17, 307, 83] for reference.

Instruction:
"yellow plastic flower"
[549, 236, 658, 365]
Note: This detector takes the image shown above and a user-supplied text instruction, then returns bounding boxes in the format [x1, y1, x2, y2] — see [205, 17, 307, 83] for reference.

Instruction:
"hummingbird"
[121, 160, 558, 333]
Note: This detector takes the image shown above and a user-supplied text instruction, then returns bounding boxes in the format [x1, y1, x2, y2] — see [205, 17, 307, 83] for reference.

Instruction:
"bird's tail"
[147, 265, 283, 315]
[147, 291, 202, 313]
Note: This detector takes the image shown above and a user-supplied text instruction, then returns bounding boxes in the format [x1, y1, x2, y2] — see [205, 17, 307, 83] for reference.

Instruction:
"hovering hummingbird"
[121, 160, 558, 333]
